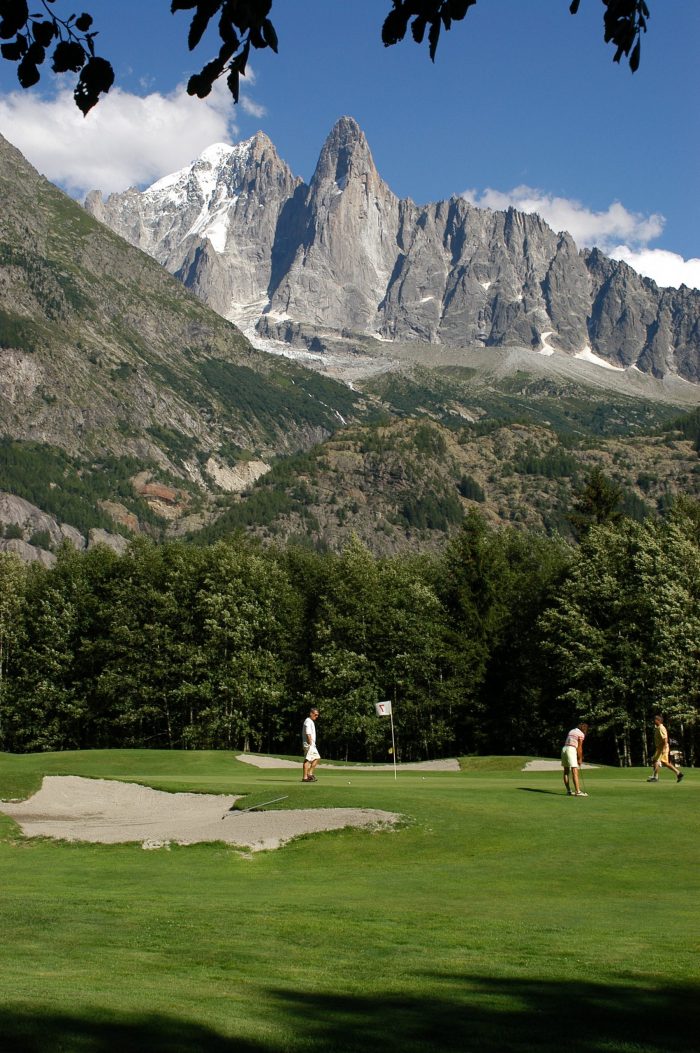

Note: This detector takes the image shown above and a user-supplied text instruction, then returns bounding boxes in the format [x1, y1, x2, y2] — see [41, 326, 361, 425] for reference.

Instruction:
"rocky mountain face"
[0, 131, 364, 549]
[86, 135, 303, 322]
[86, 116, 700, 383]
[0, 130, 358, 460]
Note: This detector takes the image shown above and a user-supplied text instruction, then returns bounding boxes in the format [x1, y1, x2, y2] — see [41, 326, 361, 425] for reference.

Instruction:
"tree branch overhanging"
[0, 0, 652, 116]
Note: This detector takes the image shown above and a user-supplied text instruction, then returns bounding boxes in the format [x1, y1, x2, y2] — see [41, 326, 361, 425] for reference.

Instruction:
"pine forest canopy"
[0, 0, 651, 115]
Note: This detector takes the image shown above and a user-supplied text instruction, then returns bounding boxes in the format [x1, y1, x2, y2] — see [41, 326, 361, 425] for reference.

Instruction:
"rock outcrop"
[0, 492, 128, 565]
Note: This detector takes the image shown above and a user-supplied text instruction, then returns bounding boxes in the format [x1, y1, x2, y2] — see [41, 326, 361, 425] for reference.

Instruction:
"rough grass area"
[0, 750, 697, 1053]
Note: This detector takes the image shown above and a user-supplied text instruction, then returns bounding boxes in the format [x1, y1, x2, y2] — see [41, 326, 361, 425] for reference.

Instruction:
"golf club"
[221, 794, 288, 819]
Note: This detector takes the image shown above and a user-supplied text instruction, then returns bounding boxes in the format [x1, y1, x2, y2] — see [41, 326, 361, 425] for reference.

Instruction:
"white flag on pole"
[375, 700, 392, 716]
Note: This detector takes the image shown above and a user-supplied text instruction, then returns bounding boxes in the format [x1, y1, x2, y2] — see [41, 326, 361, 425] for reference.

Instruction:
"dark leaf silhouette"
[187, 2, 218, 52]
[218, 12, 239, 47]
[1, 35, 27, 60]
[248, 23, 266, 49]
[186, 55, 223, 97]
[226, 65, 239, 102]
[630, 38, 640, 71]
[381, 6, 411, 47]
[186, 71, 211, 98]
[0, 0, 30, 41]
[383, 0, 645, 74]
[0, 0, 653, 114]
[51, 39, 85, 73]
[217, 37, 237, 64]
[32, 19, 56, 47]
[599, 0, 648, 70]
[261, 17, 277, 52]
[16, 53, 39, 87]
[428, 17, 441, 60]
[73, 54, 114, 114]
[411, 17, 427, 45]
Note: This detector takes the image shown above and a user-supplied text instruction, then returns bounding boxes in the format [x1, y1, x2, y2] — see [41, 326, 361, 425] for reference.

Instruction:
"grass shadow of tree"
[0, 1010, 249, 1053]
[1, 975, 698, 1052]
[266, 974, 699, 1052]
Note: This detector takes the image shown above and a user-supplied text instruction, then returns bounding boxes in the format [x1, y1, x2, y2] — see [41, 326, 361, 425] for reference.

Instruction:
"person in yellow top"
[647, 715, 684, 783]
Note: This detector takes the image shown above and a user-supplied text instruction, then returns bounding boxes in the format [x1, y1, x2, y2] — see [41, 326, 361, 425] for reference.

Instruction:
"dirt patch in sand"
[0, 776, 400, 852]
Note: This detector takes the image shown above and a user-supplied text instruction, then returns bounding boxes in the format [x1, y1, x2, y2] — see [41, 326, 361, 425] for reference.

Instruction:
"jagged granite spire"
[267, 116, 402, 331]
[309, 115, 376, 190]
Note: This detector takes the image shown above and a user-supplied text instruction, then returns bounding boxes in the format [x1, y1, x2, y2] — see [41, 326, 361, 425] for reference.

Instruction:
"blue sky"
[0, 1, 698, 287]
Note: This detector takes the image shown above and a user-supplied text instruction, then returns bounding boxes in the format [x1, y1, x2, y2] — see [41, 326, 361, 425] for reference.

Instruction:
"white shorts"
[304, 744, 320, 763]
[561, 746, 578, 769]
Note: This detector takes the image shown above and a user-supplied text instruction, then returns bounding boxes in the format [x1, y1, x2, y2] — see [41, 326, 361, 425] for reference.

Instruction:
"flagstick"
[390, 708, 397, 781]
[376, 700, 397, 779]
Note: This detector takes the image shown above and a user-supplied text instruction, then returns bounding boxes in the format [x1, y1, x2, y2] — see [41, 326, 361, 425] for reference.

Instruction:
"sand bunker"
[236, 754, 460, 771]
[521, 759, 598, 771]
[0, 776, 400, 851]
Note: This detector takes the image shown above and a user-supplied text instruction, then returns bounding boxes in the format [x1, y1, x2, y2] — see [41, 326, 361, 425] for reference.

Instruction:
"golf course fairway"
[1, 750, 697, 1052]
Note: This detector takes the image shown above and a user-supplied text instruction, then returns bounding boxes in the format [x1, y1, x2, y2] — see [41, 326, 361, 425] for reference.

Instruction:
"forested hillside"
[192, 398, 700, 553]
[1, 502, 698, 768]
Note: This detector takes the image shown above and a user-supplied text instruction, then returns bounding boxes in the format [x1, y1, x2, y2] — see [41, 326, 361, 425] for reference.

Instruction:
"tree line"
[0, 492, 697, 767]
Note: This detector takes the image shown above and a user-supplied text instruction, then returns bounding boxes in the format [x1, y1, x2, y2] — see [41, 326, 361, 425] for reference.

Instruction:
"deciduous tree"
[539, 514, 700, 765]
[0, 552, 26, 748]
[196, 540, 298, 751]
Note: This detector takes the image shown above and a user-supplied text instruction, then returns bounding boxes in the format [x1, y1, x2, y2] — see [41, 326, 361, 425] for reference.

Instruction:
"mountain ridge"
[85, 116, 700, 384]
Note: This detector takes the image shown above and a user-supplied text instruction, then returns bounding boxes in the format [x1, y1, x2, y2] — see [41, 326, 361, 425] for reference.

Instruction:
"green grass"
[0, 750, 698, 1052]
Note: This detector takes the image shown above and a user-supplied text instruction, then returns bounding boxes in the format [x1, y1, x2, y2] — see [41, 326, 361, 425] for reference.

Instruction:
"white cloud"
[461, 185, 699, 291]
[240, 96, 266, 119]
[461, 185, 664, 251]
[608, 246, 700, 292]
[0, 77, 262, 197]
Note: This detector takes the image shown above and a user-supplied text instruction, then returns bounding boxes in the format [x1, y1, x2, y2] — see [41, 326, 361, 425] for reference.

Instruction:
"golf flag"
[375, 699, 397, 778]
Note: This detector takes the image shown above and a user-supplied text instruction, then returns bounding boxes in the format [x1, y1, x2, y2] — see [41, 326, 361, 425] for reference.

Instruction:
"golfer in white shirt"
[302, 707, 320, 783]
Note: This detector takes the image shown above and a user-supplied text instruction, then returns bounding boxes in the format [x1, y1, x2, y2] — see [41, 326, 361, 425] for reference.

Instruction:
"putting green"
[0, 750, 697, 1053]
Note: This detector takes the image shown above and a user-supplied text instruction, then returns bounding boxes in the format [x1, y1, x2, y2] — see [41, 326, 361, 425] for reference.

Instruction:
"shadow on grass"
[517, 787, 565, 796]
[268, 976, 699, 1052]
[0, 1010, 248, 1053]
[2, 976, 698, 1052]
[0, 1009, 262, 1053]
